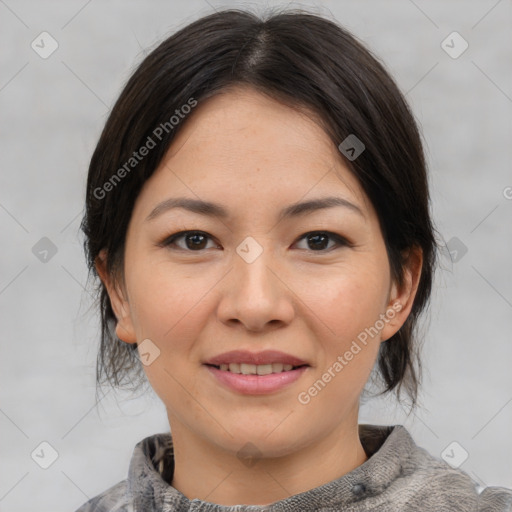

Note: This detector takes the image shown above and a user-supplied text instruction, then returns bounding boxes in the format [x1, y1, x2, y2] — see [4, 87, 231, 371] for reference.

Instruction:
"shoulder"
[73, 431, 174, 512]
[371, 425, 512, 511]
[399, 436, 512, 511]
[477, 485, 512, 511]
[74, 479, 131, 512]
[398, 466, 512, 512]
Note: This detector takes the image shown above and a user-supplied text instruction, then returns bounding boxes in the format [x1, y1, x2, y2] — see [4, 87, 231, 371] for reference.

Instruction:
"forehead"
[167, 86, 338, 172]
[133, 86, 373, 222]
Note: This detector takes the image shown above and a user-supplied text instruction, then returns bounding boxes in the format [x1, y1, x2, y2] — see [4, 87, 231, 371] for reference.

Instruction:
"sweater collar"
[127, 424, 413, 511]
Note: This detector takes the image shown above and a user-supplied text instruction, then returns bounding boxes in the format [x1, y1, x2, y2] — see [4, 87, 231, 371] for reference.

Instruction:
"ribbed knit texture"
[75, 424, 512, 511]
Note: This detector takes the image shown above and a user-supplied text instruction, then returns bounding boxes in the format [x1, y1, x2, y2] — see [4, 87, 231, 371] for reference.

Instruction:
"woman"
[76, 7, 512, 511]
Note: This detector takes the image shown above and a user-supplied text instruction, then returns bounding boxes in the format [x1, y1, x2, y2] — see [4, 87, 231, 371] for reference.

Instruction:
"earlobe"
[94, 249, 137, 345]
[114, 322, 137, 345]
[380, 246, 423, 342]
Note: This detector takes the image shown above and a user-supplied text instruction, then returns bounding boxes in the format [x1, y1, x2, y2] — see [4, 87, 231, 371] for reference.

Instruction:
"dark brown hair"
[81, 7, 440, 410]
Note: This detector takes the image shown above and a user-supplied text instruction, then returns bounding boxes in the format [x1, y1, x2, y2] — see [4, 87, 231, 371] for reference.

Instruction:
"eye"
[159, 230, 219, 251]
[159, 230, 351, 253]
[294, 231, 351, 252]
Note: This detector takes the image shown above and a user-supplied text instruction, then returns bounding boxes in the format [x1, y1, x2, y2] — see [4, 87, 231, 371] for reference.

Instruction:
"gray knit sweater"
[75, 424, 512, 511]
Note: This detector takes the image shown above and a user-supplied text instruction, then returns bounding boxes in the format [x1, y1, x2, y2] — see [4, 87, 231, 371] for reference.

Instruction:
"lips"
[203, 349, 309, 367]
[204, 351, 309, 394]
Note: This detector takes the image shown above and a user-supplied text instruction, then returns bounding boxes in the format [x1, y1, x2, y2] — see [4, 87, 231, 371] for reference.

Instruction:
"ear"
[95, 249, 137, 345]
[380, 245, 423, 342]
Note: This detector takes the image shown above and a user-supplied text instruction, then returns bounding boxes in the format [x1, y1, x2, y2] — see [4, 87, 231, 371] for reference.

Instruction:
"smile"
[204, 364, 309, 395]
[207, 363, 306, 375]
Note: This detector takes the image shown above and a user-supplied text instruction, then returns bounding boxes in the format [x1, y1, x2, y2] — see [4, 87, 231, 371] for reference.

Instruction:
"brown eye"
[161, 231, 218, 251]
[159, 230, 350, 253]
[295, 231, 350, 252]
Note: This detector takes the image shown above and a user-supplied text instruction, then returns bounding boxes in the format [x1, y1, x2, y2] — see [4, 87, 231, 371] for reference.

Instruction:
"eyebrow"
[145, 196, 365, 223]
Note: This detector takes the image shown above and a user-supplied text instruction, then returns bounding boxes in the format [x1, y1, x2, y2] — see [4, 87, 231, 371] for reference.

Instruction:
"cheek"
[296, 272, 385, 412]
[305, 264, 389, 343]
[126, 262, 212, 415]
[298, 263, 389, 396]
[127, 260, 216, 346]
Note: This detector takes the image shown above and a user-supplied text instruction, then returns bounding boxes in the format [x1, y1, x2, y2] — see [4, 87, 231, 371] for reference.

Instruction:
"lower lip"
[205, 365, 308, 395]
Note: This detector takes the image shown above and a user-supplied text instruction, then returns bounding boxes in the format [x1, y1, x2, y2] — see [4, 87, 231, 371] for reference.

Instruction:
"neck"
[169, 417, 368, 506]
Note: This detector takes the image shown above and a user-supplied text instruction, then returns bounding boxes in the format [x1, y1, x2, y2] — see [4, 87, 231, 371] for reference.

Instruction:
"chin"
[214, 420, 308, 456]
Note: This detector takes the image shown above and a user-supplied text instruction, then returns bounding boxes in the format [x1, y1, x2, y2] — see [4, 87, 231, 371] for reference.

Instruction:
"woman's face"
[100, 86, 420, 459]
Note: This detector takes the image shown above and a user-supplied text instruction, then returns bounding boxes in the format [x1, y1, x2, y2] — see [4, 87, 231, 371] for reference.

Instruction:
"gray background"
[1, 0, 511, 510]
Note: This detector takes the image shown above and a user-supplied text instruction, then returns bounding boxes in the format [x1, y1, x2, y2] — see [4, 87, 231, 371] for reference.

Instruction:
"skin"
[96, 85, 423, 506]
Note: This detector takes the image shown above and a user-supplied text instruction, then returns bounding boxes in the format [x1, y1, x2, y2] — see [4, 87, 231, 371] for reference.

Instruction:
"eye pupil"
[187, 233, 207, 250]
[308, 233, 329, 250]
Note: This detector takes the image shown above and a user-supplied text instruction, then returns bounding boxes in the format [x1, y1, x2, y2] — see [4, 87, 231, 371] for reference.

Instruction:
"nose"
[216, 239, 295, 333]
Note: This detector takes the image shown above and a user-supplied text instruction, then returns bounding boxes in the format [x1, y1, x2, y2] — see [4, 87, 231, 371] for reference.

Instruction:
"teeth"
[256, 364, 273, 375]
[217, 363, 300, 374]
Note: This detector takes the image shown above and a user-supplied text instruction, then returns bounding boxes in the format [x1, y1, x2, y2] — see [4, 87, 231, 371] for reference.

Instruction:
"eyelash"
[158, 230, 352, 253]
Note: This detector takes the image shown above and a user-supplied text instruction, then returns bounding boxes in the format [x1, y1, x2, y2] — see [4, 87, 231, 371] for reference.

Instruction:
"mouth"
[204, 363, 309, 375]
[203, 350, 310, 394]
[204, 363, 309, 395]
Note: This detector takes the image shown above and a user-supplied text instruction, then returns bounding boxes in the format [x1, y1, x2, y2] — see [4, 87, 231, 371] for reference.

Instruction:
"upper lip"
[204, 350, 309, 367]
